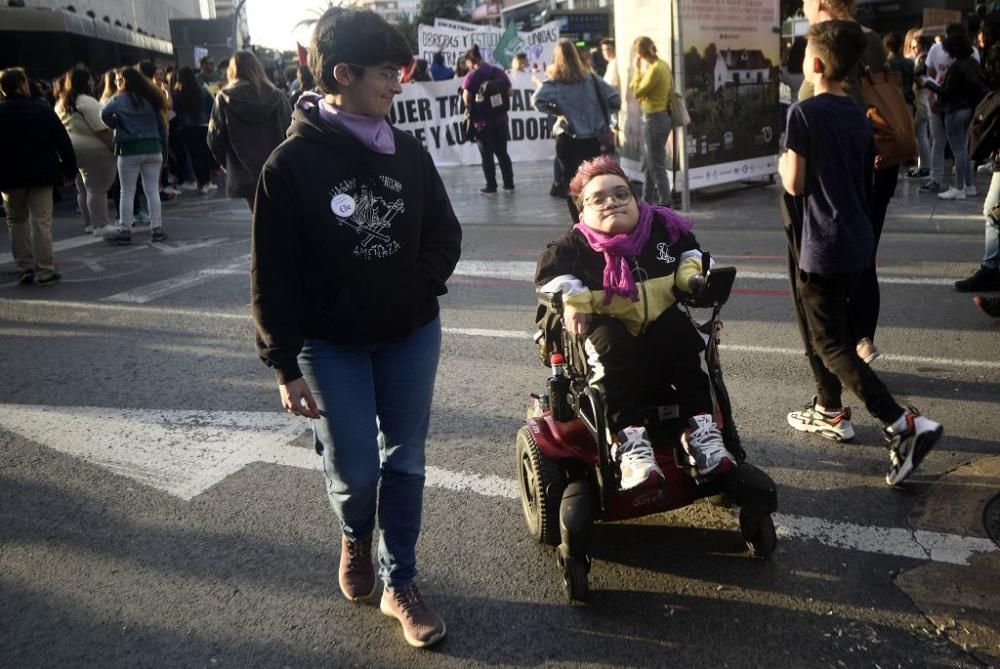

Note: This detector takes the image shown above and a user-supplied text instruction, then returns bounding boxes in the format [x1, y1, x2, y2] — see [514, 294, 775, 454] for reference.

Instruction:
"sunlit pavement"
[1, 162, 998, 667]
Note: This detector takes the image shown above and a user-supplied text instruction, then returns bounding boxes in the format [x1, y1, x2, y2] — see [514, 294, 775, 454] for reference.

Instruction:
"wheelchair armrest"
[679, 266, 737, 309]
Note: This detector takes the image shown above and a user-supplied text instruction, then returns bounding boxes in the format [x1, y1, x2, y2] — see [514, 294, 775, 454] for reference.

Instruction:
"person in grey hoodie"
[208, 50, 292, 211]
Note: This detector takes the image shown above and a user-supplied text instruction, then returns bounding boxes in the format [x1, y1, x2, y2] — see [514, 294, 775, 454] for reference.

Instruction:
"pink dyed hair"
[568, 156, 628, 203]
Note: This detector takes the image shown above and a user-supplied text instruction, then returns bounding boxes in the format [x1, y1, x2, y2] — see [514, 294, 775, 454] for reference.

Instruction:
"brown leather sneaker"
[338, 534, 376, 601]
[380, 584, 447, 648]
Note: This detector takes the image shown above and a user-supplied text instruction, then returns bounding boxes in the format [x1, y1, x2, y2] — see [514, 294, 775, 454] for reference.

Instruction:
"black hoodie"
[251, 106, 462, 384]
[207, 82, 292, 199]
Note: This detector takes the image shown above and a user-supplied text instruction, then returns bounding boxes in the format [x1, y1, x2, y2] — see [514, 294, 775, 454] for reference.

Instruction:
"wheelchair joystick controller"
[548, 353, 573, 422]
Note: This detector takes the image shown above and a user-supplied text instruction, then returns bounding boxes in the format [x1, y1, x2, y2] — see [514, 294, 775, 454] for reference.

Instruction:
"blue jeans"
[915, 105, 931, 170]
[298, 316, 442, 589]
[930, 111, 946, 184]
[982, 171, 1000, 269]
[944, 108, 974, 190]
[641, 110, 672, 204]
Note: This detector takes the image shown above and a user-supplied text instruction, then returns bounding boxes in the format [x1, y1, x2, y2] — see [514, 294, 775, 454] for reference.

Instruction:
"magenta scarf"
[573, 202, 693, 304]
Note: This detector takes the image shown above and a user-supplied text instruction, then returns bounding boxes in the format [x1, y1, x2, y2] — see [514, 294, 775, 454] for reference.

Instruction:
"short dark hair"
[825, 0, 857, 16]
[432, 51, 444, 65]
[137, 59, 157, 79]
[0, 67, 27, 97]
[464, 45, 482, 65]
[807, 20, 866, 82]
[600, 38, 615, 49]
[943, 31, 974, 60]
[882, 31, 901, 54]
[200, 55, 213, 67]
[310, 8, 412, 94]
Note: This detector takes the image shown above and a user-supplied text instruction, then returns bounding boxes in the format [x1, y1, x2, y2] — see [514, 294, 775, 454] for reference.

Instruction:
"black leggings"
[556, 134, 602, 223]
[584, 307, 712, 432]
[178, 125, 212, 187]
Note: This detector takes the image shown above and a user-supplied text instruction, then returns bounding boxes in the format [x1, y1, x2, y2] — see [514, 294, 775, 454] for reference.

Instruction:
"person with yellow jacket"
[535, 157, 736, 491]
[629, 36, 674, 205]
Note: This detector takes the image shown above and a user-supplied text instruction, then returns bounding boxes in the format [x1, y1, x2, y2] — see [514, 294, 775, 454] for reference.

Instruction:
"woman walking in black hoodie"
[251, 8, 461, 649]
[208, 50, 291, 211]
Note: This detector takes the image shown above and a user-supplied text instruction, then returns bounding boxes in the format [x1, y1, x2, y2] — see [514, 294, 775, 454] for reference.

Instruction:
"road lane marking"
[2, 298, 998, 370]
[1, 405, 993, 565]
[452, 260, 957, 286]
[1, 234, 100, 266]
[102, 256, 249, 304]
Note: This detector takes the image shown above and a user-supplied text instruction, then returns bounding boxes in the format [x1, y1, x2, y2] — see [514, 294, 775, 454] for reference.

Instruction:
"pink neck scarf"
[573, 202, 692, 304]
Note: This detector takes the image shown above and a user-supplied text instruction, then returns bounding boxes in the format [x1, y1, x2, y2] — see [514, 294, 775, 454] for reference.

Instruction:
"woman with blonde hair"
[630, 36, 673, 205]
[207, 50, 292, 210]
[533, 37, 620, 221]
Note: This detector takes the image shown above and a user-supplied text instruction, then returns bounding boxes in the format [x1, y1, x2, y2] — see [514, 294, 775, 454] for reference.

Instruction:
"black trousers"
[178, 125, 212, 187]
[476, 122, 514, 190]
[850, 164, 899, 342]
[781, 193, 904, 424]
[584, 307, 713, 432]
[556, 134, 602, 223]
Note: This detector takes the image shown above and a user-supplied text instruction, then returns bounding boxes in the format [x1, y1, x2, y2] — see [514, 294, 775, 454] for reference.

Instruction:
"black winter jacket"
[208, 82, 291, 199]
[0, 95, 76, 190]
[251, 106, 462, 383]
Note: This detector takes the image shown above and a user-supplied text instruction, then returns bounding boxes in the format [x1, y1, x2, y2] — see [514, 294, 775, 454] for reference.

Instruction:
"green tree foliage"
[416, 0, 462, 25]
[397, 13, 419, 53]
[781, 0, 802, 22]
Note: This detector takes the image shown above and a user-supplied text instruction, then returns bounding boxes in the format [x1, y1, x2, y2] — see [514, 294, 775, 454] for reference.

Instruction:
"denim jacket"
[100, 93, 166, 149]
[532, 74, 621, 139]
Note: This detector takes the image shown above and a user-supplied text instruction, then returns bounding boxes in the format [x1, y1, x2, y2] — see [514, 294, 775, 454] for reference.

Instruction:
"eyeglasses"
[346, 63, 404, 86]
[582, 187, 633, 209]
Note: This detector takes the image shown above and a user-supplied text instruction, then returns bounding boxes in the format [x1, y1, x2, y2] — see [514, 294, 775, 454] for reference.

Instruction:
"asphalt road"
[1, 162, 998, 668]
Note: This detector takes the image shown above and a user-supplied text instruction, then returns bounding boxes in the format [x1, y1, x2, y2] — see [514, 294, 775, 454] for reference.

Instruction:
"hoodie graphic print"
[329, 174, 405, 261]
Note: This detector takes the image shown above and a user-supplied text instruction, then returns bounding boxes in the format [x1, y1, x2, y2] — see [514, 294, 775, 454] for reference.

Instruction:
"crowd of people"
[781, 10, 1000, 318]
[0, 50, 292, 283]
[0, 0, 994, 652]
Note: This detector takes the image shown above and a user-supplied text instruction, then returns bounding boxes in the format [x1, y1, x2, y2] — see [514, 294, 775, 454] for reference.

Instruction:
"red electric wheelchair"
[516, 254, 778, 602]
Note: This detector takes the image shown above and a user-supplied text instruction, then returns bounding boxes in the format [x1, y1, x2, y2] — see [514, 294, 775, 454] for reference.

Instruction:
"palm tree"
[294, 0, 360, 30]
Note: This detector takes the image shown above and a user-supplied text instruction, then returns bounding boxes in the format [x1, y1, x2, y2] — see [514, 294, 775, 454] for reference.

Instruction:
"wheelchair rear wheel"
[516, 426, 564, 546]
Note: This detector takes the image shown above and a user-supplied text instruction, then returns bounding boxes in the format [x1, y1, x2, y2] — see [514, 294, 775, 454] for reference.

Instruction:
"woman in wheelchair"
[535, 156, 736, 490]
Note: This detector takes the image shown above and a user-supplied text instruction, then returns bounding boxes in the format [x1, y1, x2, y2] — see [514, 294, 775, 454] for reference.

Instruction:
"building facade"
[0, 1, 211, 76]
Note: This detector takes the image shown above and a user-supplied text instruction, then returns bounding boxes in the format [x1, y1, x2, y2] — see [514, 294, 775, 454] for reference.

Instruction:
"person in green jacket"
[629, 36, 673, 205]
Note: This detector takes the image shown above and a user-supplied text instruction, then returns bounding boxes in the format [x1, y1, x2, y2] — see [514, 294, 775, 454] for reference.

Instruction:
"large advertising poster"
[680, 0, 780, 187]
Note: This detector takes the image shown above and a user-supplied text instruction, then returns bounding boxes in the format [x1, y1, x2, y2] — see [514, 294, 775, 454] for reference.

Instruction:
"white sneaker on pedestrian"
[612, 426, 664, 490]
[978, 162, 994, 174]
[965, 185, 978, 197]
[198, 183, 218, 194]
[937, 187, 966, 200]
[91, 224, 117, 237]
[179, 181, 198, 192]
[162, 185, 182, 196]
[884, 408, 942, 486]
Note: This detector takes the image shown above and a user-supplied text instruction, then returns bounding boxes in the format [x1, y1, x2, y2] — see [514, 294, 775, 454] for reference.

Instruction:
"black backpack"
[475, 77, 510, 115]
[968, 89, 1000, 162]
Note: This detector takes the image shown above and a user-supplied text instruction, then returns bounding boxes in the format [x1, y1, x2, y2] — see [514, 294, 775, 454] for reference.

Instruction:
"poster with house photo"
[679, 0, 780, 187]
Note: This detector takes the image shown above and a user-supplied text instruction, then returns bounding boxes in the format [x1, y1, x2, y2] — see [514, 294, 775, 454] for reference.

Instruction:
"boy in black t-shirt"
[778, 20, 942, 486]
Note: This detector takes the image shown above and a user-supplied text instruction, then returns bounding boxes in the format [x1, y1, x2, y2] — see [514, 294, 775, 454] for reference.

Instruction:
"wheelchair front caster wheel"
[739, 507, 777, 558]
[559, 554, 590, 603]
